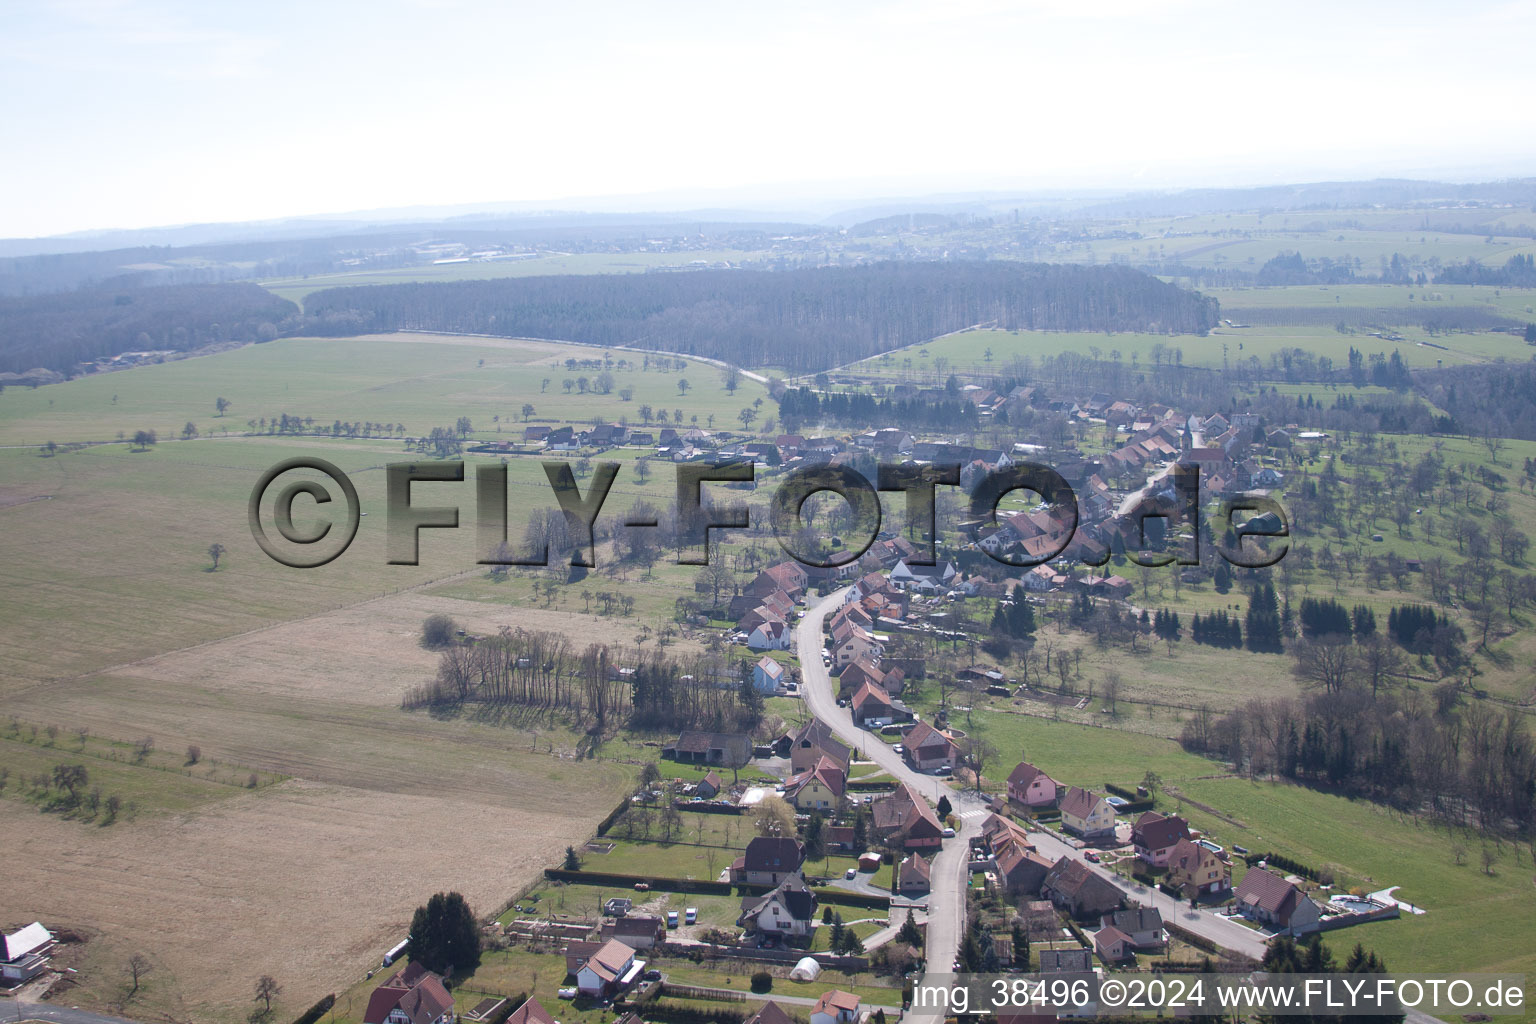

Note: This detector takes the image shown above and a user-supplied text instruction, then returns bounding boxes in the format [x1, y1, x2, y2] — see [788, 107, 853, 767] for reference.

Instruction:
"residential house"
[995, 844, 1053, 898]
[505, 997, 557, 1024]
[748, 619, 793, 651]
[871, 782, 945, 850]
[584, 422, 627, 446]
[600, 915, 667, 949]
[825, 825, 855, 852]
[1250, 465, 1285, 488]
[563, 940, 603, 976]
[663, 731, 752, 767]
[1058, 787, 1116, 840]
[1022, 564, 1065, 593]
[1165, 838, 1231, 897]
[731, 837, 807, 886]
[851, 680, 910, 727]
[1041, 857, 1124, 919]
[902, 721, 959, 773]
[744, 1002, 798, 1024]
[1131, 811, 1190, 868]
[747, 563, 808, 602]
[1102, 907, 1165, 949]
[898, 854, 932, 897]
[575, 938, 639, 998]
[784, 756, 846, 811]
[810, 990, 862, 1024]
[828, 602, 874, 635]
[694, 771, 724, 800]
[523, 425, 551, 443]
[1094, 923, 1137, 963]
[889, 559, 959, 593]
[835, 657, 885, 700]
[363, 965, 455, 1024]
[544, 426, 578, 451]
[832, 625, 883, 667]
[978, 813, 1053, 897]
[753, 655, 787, 693]
[1234, 869, 1322, 935]
[0, 922, 53, 983]
[1037, 948, 1095, 973]
[738, 876, 818, 938]
[789, 719, 851, 774]
[1006, 762, 1059, 809]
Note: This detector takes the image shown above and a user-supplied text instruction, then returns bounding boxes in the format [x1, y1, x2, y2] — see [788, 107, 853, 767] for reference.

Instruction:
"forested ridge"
[302, 262, 1220, 373]
[0, 282, 298, 375]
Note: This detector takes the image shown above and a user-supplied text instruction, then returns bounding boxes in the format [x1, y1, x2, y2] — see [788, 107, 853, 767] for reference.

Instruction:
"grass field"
[260, 250, 763, 307]
[932, 712, 1536, 1006]
[833, 318, 1533, 385]
[0, 332, 768, 447]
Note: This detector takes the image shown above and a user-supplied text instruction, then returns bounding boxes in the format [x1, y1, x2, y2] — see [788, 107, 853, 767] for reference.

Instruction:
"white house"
[810, 990, 862, 1024]
[0, 922, 53, 982]
[889, 560, 958, 593]
[575, 938, 641, 997]
[747, 619, 792, 651]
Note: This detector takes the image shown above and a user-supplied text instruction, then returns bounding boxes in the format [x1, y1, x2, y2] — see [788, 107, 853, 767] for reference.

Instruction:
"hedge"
[1260, 852, 1320, 882]
[290, 995, 335, 1024]
[485, 994, 526, 1024]
[811, 888, 892, 911]
[595, 796, 634, 838]
[641, 1000, 749, 1024]
[543, 867, 755, 897]
[543, 868, 890, 911]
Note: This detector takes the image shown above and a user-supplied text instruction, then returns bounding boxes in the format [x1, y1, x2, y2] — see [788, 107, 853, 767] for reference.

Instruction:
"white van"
[666, 910, 679, 928]
[684, 907, 698, 925]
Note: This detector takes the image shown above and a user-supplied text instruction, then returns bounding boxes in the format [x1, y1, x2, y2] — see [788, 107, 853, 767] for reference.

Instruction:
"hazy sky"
[3, 0, 1534, 237]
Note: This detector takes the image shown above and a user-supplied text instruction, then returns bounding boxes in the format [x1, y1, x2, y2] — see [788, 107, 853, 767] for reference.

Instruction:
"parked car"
[558, 988, 577, 999]
[667, 911, 679, 928]
[845, 867, 858, 879]
[942, 826, 956, 838]
[935, 764, 952, 776]
[893, 743, 905, 754]
[1084, 851, 1100, 863]
[685, 907, 698, 924]
[643, 969, 662, 982]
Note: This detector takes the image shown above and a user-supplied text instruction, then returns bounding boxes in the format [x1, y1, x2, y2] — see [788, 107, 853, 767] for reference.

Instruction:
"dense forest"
[302, 263, 1221, 373]
[0, 282, 298, 374]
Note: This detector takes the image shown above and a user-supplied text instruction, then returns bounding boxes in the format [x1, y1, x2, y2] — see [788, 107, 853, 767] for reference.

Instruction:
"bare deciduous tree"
[127, 953, 151, 996]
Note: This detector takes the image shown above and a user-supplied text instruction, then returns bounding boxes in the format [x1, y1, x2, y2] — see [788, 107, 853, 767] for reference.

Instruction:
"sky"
[2, 0, 1534, 238]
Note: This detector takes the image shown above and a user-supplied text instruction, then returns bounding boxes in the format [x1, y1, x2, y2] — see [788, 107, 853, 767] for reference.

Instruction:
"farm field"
[0, 588, 642, 1024]
[0, 332, 768, 447]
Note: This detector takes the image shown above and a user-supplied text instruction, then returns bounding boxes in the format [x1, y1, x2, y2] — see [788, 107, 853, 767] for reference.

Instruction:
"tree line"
[301, 262, 1221, 374]
[405, 625, 764, 734]
[776, 387, 982, 432]
[1185, 687, 1535, 837]
[0, 282, 298, 374]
